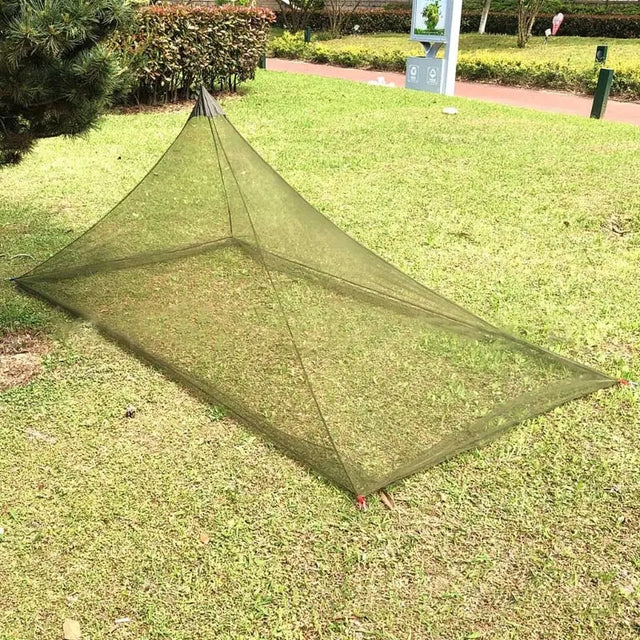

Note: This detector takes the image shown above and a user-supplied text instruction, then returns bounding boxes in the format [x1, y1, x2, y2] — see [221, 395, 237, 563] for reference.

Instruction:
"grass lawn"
[316, 32, 640, 66]
[1, 71, 640, 638]
[270, 32, 640, 100]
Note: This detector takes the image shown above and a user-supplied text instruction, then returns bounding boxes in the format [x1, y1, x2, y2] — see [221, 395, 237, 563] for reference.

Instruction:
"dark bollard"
[259, 54, 266, 69]
[590, 68, 614, 119]
[304, 26, 312, 43]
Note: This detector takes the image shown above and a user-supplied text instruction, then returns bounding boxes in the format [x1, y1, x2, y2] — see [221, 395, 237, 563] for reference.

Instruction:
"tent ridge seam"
[208, 118, 234, 237]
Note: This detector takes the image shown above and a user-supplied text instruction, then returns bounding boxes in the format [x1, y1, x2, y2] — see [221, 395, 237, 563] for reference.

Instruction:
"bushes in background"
[389, 0, 640, 11]
[462, 0, 640, 15]
[115, 5, 274, 103]
[271, 31, 407, 68]
[456, 55, 640, 99]
[558, 14, 640, 38]
[269, 32, 640, 100]
[275, 8, 640, 38]
[461, 12, 640, 38]
[275, 8, 413, 33]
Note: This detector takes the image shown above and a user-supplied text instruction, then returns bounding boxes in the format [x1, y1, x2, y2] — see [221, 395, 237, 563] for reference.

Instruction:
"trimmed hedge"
[115, 5, 274, 103]
[276, 9, 413, 32]
[457, 55, 640, 100]
[276, 8, 640, 38]
[462, 0, 640, 15]
[461, 11, 640, 38]
[270, 32, 640, 100]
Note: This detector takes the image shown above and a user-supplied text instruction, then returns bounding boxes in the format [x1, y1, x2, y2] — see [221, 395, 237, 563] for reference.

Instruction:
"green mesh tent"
[15, 88, 617, 498]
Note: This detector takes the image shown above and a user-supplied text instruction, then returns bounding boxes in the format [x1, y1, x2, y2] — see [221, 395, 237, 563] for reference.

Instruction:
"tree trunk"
[516, 0, 545, 47]
[326, 0, 362, 37]
[527, 13, 537, 37]
[327, 0, 341, 37]
[517, 3, 528, 47]
[277, 0, 306, 33]
[478, 0, 491, 34]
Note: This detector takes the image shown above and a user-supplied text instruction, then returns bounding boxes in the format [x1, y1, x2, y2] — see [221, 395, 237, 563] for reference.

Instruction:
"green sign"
[411, 0, 448, 41]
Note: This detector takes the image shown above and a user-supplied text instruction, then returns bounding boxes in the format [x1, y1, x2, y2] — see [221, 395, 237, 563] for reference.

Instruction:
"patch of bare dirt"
[109, 90, 247, 115]
[0, 331, 51, 392]
[111, 100, 194, 115]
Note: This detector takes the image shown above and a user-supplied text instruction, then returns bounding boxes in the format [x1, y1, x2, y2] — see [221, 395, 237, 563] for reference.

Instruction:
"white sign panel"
[411, 0, 448, 42]
[407, 0, 462, 95]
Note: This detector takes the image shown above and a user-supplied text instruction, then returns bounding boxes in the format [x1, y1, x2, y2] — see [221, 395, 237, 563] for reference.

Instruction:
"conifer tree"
[0, 0, 132, 165]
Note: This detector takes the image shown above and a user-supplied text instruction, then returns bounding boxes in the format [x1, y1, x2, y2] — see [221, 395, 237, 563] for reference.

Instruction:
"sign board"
[406, 0, 462, 95]
[411, 0, 448, 43]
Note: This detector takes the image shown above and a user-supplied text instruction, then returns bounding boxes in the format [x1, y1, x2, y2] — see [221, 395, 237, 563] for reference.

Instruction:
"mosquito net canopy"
[15, 88, 616, 496]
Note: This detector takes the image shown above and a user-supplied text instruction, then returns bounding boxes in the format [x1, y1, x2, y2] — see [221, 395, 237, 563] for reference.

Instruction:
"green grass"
[317, 32, 640, 64]
[271, 32, 640, 99]
[1, 72, 640, 638]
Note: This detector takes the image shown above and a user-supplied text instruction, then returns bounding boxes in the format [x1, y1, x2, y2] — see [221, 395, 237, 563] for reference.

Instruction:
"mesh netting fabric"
[15, 88, 616, 496]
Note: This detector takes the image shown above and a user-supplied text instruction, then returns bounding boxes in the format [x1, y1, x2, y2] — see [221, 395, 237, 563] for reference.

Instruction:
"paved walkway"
[267, 58, 640, 126]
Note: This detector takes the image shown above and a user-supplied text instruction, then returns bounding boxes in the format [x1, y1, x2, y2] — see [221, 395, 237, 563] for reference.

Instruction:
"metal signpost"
[590, 68, 614, 119]
[405, 0, 463, 96]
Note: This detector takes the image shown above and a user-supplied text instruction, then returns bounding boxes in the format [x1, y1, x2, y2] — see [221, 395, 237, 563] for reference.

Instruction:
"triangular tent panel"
[15, 88, 616, 496]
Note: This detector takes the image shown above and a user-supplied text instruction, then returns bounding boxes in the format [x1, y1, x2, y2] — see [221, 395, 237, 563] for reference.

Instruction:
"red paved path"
[267, 58, 640, 126]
